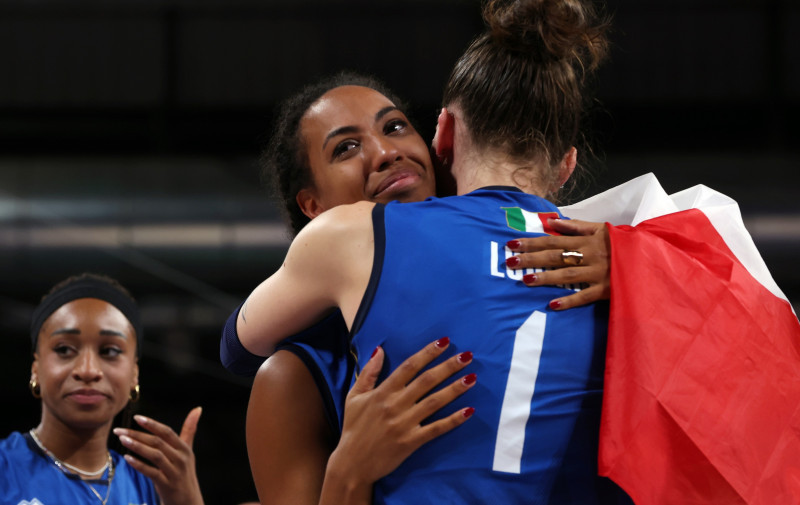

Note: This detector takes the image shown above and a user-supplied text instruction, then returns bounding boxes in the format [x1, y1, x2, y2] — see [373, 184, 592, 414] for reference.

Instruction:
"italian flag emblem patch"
[503, 208, 561, 235]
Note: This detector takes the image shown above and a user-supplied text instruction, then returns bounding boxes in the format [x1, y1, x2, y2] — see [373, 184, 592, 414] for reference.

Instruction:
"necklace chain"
[29, 429, 110, 477]
[86, 477, 114, 505]
[29, 428, 115, 505]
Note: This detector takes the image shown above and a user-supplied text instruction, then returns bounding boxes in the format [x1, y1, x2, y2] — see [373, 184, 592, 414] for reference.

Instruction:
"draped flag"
[560, 174, 800, 505]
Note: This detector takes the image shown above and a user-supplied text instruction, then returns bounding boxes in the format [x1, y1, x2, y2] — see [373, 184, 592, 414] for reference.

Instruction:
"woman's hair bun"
[484, 0, 609, 71]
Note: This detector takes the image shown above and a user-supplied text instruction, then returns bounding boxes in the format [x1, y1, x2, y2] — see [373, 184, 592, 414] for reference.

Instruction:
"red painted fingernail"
[505, 256, 520, 267]
[549, 300, 562, 310]
[371, 347, 380, 358]
[506, 240, 521, 250]
[462, 407, 475, 419]
[457, 351, 473, 364]
[462, 373, 477, 386]
[435, 337, 450, 348]
[523, 273, 537, 284]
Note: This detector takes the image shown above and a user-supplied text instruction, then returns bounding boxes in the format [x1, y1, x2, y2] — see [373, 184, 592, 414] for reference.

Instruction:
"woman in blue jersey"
[235, 72, 482, 505]
[236, 0, 631, 503]
[231, 69, 613, 503]
[0, 273, 204, 505]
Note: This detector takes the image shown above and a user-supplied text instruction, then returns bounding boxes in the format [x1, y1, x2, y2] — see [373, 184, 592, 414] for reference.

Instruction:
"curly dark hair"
[261, 71, 408, 236]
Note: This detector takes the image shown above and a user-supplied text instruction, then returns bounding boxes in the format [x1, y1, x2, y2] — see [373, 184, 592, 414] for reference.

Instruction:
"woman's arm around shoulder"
[237, 201, 376, 357]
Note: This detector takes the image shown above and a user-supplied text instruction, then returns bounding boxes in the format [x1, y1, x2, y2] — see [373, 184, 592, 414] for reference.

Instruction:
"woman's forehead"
[304, 85, 396, 130]
[41, 298, 133, 337]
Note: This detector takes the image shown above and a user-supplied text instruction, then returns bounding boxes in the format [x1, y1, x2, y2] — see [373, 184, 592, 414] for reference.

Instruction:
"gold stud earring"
[129, 384, 140, 403]
[29, 378, 41, 399]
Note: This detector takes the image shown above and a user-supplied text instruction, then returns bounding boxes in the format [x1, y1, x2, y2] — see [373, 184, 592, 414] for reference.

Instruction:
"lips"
[67, 388, 108, 405]
[373, 168, 421, 198]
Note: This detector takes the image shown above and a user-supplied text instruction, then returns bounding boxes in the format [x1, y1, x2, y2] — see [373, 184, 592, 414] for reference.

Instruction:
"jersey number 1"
[492, 310, 546, 474]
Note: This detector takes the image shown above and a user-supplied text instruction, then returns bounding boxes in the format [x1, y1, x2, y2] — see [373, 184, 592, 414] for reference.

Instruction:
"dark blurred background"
[1, 1, 797, 503]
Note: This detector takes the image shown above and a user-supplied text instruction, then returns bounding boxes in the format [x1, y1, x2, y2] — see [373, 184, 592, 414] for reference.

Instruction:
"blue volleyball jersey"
[276, 310, 354, 434]
[220, 302, 352, 435]
[350, 187, 631, 505]
[0, 431, 159, 505]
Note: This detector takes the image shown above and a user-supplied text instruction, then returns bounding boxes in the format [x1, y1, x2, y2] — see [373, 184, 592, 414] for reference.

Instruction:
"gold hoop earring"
[129, 384, 140, 403]
[29, 379, 41, 399]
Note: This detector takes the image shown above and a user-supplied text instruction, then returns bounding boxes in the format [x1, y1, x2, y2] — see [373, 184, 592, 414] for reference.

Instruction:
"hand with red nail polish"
[506, 239, 522, 250]
[322, 339, 476, 502]
[506, 219, 611, 310]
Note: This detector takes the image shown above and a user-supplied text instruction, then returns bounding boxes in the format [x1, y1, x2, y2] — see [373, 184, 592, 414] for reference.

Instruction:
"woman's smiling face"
[297, 85, 436, 218]
[32, 297, 138, 432]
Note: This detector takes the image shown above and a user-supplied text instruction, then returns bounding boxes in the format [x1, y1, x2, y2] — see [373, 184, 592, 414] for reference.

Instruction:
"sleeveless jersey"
[350, 187, 631, 504]
[275, 311, 354, 434]
[0, 431, 159, 505]
[220, 302, 353, 435]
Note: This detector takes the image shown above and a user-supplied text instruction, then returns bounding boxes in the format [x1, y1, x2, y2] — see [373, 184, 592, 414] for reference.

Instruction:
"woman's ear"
[296, 188, 325, 220]
[432, 108, 455, 166]
[557, 147, 577, 186]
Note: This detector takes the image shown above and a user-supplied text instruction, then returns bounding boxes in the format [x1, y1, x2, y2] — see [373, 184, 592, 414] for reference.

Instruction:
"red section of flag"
[600, 209, 800, 505]
[538, 212, 562, 235]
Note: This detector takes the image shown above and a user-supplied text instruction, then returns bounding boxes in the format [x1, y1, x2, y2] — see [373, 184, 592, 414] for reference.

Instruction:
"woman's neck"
[454, 150, 547, 197]
[448, 109, 549, 197]
[35, 415, 112, 478]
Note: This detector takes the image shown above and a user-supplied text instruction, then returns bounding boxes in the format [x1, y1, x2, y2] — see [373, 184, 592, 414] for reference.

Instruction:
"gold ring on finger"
[561, 250, 584, 266]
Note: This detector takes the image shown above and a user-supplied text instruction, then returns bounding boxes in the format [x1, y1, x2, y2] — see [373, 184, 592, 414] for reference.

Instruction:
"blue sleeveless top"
[350, 188, 631, 504]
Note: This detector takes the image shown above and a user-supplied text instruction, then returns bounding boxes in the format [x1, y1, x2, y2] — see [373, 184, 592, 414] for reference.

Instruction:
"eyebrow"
[51, 328, 80, 336]
[321, 106, 399, 150]
[50, 328, 127, 338]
